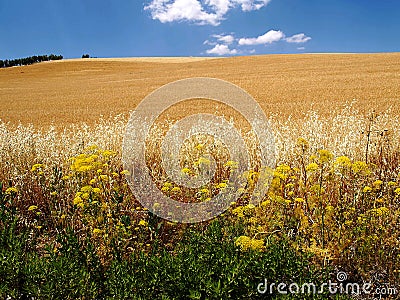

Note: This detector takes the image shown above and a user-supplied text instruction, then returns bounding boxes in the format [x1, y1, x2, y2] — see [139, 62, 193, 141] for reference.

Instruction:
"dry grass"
[0, 53, 399, 127]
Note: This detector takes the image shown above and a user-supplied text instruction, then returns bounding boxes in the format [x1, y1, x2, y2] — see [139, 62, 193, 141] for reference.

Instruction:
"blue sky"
[0, 0, 399, 59]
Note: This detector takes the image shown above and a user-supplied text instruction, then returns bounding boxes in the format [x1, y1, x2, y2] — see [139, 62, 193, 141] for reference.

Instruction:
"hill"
[0, 53, 399, 127]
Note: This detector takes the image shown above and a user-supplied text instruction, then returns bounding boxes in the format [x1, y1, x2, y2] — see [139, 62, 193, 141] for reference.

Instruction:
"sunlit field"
[0, 54, 399, 299]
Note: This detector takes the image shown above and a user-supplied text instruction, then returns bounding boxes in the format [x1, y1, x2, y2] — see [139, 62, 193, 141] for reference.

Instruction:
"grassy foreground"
[0, 103, 399, 299]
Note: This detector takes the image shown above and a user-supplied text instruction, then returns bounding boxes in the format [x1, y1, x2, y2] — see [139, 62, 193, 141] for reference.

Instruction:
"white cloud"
[233, 0, 271, 11]
[212, 34, 235, 44]
[206, 44, 238, 55]
[238, 30, 285, 45]
[286, 33, 311, 43]
[145, 0, 271, 25]
[297, 46, 305, 50]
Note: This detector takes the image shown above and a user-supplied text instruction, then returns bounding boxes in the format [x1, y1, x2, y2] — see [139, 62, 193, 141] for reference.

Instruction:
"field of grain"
[0, 54, 399, 298]
[0, 53, 399, 127]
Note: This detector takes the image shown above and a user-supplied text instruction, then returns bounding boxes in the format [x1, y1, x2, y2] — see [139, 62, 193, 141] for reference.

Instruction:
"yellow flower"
[102, 150, 116, 157]
[36, 225, 42, 230]
[81, 185, 92, 193]
[373, 180, 383, 188]
[97, 169, 103, 174]
[216, 182, 228, 189]
[295, 197, 305, 203]
[31, 163, 44, 172]
[93, 188, 101, 194]
[161, 186, 169, 192]
[138, 220, 148, 227]
[73, 196, 83, 205]
[171, 186, 181, 193]
[62, 175, 70, 180]
[388, 181, 396, 187]
[306, 162, 319, 172]
[296, 138, 310, 150]
[82, 193, 90, 200]
[99, 175, 108, 181]
[112, 172, 119, 178]
[363, 186, 372, 193]
[92, 228, 103, 235]
[181, 167, 191, 174]
[334, 156, 352, 169]
[261, 200, 271, 207]
[395, 188, 400, 195]
[246, 204, 256, 209]
[50, 191, 57, 196]
[200, 188, 209, 194]
[28, 205, 38, 211]
[235, 236, 264, 251]
[89, 179, 97, 185]
[195, 143, 204, 150]
[163, 182, 173, 189]
[344, 220, 353, 226]
[232, 206, 245, 217]
[5, 187, 18, 194]
[326, 205, 334, 212]
[121, 170, 130, 176]
[351, 161, 370, 175]
[318, 149, 333, 164]
[224, 160, 238, 168]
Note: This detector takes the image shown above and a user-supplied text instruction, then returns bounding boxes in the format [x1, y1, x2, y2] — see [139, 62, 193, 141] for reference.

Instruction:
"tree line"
[0, 54, 63, 68]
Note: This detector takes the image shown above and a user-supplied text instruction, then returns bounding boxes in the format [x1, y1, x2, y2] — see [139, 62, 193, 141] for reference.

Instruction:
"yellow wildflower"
[200, 188, 209, 194]
[31, 163, 44, 172]
[121, 170, 130, 176]
[351, 161, 370, 175]
[306, 162, 319, 172]
[81, 185, 92, 193]
[73, 196, 83, 205]
[395, 188, 400, 195]
[224, 160, 238, 168]
[235, 236, 264, 251]
[363, 186, 372, 193]
[171, 186, 181, 193]
[195, 143, 204, 150]
[93, 188, 101, 194]
[334, 156, 352, 169]
[318, 149, 333, 164]
[296, 138, 310, 150]
[216, 182, 228, 189]
[373, 180, 383, 188]
[28, 205, 38, 211]
[92, 228, 103, 235]
[99, 175, 108, 181]
[138, 220, 148, 227]
[295, 197, 305, 203]
[5, 187, 18, 194]
[181, 167, 191, 174]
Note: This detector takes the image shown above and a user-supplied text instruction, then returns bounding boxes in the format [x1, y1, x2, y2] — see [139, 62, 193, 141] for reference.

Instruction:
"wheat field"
[0, 54, 399, 297]
[0, 53, 399, 127]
